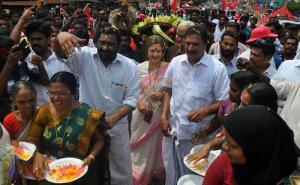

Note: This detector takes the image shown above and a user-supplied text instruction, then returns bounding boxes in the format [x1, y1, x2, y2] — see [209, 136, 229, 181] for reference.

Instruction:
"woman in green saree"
[27, 71, 106, 185]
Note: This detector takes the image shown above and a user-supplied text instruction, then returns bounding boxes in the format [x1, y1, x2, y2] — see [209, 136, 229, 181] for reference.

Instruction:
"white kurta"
[270, 80, 300, 169]
[273, 60, 300, 82]
[162, 53, 229, 184]
[214, 25, 225, 42]
[65, 47, 140, 185]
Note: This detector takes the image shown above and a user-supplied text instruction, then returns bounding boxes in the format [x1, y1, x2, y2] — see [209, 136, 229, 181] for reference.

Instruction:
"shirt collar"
[45, 51, 56, 62]
[92, 48, 120, 64]
[214, 53, 237, 65]
[264, 65, 277, 77]
[29, 49, 55, 63]
[184, 52, 210, 67]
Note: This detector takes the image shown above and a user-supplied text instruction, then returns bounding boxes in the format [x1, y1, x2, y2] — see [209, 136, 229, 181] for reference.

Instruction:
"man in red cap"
[237, 26, 280, 71]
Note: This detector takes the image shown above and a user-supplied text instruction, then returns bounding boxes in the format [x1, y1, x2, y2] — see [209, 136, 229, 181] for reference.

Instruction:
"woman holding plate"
[27, 71, 106, 185]
[130, 35, 169, 185]
[203, 105, 299, 185]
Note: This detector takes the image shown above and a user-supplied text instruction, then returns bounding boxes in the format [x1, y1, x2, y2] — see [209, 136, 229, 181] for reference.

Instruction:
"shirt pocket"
[111, 83, 126, 103]
[190, 82, 210, 100]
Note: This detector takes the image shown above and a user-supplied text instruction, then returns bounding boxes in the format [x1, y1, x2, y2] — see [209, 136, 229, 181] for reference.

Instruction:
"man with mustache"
[213, 31, 239, 75]
[160, 25, 229, 185]
[10, 8, 70, 106]
[55, 25, 139, 185]
[23, 21, 70, 106]
[209, 22, 248, 57]
[281, 35, 298, 61]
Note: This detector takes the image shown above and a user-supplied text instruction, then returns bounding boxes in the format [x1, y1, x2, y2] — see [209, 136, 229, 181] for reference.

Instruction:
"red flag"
[170, 0, 178, 13]
[130, 37, 137, 51]
[222, 0, 226, 10]
[83, 3, 93, 23]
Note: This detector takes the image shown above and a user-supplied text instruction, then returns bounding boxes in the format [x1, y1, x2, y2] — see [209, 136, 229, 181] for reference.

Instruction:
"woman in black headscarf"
[203, 105, 299, 185]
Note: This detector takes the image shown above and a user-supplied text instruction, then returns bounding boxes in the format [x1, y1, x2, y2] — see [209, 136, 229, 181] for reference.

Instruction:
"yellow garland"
[131, 15, 183, 42]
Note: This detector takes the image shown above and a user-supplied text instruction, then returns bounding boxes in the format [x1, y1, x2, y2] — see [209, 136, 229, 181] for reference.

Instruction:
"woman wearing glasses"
[26, 71, 106, 184]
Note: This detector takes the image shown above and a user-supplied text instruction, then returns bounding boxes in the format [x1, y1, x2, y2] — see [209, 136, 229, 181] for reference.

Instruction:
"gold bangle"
[89, 154, 95, 161]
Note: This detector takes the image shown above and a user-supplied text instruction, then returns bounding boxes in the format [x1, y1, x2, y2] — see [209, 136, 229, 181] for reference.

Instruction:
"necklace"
[52, 102, 75, 148]
[53, 116, 72, 148]
[148, 61, 162, 88]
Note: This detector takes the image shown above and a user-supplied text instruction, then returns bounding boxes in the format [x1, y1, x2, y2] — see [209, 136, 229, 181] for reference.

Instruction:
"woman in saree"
[3, 81, 37, 184]
[26, 71, 106, 185]
[130, 35, 169, 185]
[3, 81, 37, 140]
[0, 123, 15, 185]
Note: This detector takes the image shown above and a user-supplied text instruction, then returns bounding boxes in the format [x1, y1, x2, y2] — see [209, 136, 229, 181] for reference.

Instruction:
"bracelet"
[88, 154, 95, 161]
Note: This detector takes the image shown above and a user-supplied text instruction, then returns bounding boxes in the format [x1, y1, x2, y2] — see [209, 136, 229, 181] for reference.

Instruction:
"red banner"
[222, 0, 240, 10]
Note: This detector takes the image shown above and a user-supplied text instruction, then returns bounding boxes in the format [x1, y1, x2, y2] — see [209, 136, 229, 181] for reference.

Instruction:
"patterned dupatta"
[140, 62, 169, 95]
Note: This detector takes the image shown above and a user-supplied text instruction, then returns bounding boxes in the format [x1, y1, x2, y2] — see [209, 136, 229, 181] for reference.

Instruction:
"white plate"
[184, 150, 221, 176]
[190, 144, 203, 154]
[177, 174, 203, 185]
[12, 142, 36, 161]
[45, 157, 88, 184]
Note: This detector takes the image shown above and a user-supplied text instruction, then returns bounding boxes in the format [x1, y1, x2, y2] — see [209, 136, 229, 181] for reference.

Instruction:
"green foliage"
[287, 0, 300, 14]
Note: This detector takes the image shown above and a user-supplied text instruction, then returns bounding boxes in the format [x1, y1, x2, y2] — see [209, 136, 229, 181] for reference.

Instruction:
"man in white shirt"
[237, 26, 279, 72]
[212, 31, 239, 75]
[238, 39, 277, 78]
[160, 25, 229, 185]
[209, 22, 249, 57]
[214, 15, 228, 42]
[24, 21, 70, 106]
[273, 60, 300, 82]
[56, 25, 139, 185]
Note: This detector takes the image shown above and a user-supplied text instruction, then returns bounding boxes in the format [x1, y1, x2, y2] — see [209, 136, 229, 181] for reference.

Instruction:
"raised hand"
[237, 58, 252, 70]
[21, 7, 34, 22]
[56, 32, 86, 56]
[6, 45, 23, 67]
[31, 55, 44, 66]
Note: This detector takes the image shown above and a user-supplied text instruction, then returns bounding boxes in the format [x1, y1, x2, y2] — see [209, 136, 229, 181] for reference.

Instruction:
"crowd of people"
[0, 1, 300, 185]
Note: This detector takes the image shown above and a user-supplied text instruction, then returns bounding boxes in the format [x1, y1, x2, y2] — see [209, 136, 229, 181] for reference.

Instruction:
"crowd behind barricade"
[0, 2, 300, 185]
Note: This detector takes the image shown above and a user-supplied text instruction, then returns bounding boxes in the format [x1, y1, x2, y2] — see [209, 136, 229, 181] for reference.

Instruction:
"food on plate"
[12, 146, 32, 161]
[191, 158, 209, 172]
[49, 164, 85, 182]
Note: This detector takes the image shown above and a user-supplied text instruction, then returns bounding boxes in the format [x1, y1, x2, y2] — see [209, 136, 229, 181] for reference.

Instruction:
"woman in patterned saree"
[130, 35, 169, 185]
[0, 123, 15, 185]
[27, 71, 106, 185]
